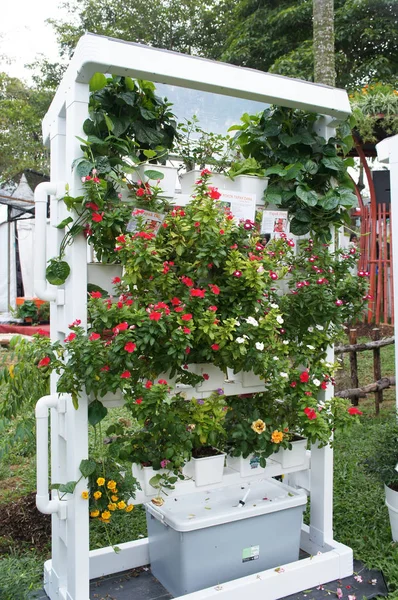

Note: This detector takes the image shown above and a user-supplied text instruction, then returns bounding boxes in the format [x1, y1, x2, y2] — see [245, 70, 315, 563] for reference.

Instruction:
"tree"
[313, 0, 335, 86]
[221, 0, 398, 89]
[0, 73, 51, 180]
[48, 0, 235, 60]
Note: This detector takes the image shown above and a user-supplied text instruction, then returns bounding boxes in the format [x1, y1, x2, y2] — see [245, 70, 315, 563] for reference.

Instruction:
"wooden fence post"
[372, 328, 383, 415]
[349, 329, 360, 406]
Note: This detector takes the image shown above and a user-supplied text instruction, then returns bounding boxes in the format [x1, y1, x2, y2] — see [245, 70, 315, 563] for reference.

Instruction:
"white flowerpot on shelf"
[179, 170, 239, 195]
[132, 464, 168, 496]
[132, 164, 178, 197]
[87, 263, 123, 297]
[385, 484, 398, 542]
[227, 454, 266, 477]
[235, 175, 269, 205]
[272, 436, 308, 469]
[190, 452, 226, 487]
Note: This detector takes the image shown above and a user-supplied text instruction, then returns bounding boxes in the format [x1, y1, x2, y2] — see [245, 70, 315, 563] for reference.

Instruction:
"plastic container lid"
[146, 478, 306, 532]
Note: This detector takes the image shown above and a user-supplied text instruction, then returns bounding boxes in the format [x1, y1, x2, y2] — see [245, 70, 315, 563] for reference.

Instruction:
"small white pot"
[133, 164, 178, 197]
[132, 464, 167, 496]
[235, 175, 269, 205]
[180, 171, 237, 194]
[385, 484, 398, 542]
[272, 437, 307, 469]
[191, 452, 226, 487]
[227, 454, 266, 477]
[87, 263, 123, 297]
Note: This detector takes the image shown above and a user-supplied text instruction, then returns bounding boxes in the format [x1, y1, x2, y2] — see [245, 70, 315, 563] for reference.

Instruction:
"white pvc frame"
[35, 33, 354, 600]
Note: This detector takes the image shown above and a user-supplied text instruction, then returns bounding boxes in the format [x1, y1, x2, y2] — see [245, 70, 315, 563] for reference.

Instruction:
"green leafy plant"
[175, 115, 232, 172]
[14, 300, 39, 322]
[363, 418, 398, 490]
[229, 106, 357, 241]
[350, 82, 398, 143]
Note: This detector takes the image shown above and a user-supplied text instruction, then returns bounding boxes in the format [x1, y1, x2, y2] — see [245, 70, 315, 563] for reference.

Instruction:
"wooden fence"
[335, 328, 395, 415]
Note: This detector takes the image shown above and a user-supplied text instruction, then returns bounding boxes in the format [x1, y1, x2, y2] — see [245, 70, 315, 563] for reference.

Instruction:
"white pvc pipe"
[34, 181, 65, 302]
[36, 394, 61, 514]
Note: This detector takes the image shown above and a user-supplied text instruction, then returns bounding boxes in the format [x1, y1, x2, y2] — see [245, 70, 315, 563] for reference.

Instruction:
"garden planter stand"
[272, 436, 308, 469]
[227, 454, 266, 477]
[191, 452, 226, 487]
[180, 171, 268, 205]
[87, 263, 123, 297]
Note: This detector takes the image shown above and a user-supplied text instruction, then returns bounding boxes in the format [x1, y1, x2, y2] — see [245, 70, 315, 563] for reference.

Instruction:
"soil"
[0, 492, 51, 554]
[346, 322, 394, 338]
[192, 446, 224, 459]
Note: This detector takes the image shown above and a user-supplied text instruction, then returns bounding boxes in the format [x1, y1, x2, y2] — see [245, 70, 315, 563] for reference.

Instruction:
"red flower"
[38, 357, 50, 368]
[203, 373, 209, 380]
[185, 346, 191, 354]
[290, 381, 297, 388]
[190, 288, 205, 298]
[181, 276, 194, 287]
[64, 332, 76, 342]
[269, 271, 278, 281]
[154, 301, 168, 310]
[136, 188, 145, 197]
[145, 381, 153, 389]
[183, 327, 191, 334]
[68, 319, 81, 328]
[37, 328, 48, 336]
[219, 229, 225, 235]
[175, 306, 184, 312]
[304, 407, 317, 420]
[100, 365, 110, 372]
[194, 221, 200, 227]
[117, 302, 123, 309]
[116, 235, 126, 243]
[124, 342, 136, 353]
[91, 291, 102, 298]
[305, 391, 312, 396]
[233, 270, 242, 278]
[348, 407, 363, 416]
[201, 168, 211, 176]
[158, 379, 168, 385]
[209, 187, 221, 200]
[112, 276, 121, 284]
[211, 344, 220, 351]
[114, 321, 129, 333]
[320, 381, 328, 390]
[300, 371, 310, 383]
[121, 371, 131, 378]
[92, 212, 103, 222]
[135, 398, 143, 404]
[171, 297, 181, 306]
[208, 284, 220, 295]
[149, 311, 162, 321]
[89, 333, 101, 341]
[86, 202, 99, 211]
[208, 306, 218, 312]
[181, 313, 193, 321]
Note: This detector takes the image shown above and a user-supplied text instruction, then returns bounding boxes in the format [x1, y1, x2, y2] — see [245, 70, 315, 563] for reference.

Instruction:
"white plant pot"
[191, 452, 226, 487]
[180, 170, 239, 195]
[227, 454, 266, 477]
[131, 164, 178, 197]
[385, 484, 398, 542]
[132, 464, 168, 496]
[87, 263, 123, 297]
[272, 437, 308, 469]
[235, 175, 269, 205]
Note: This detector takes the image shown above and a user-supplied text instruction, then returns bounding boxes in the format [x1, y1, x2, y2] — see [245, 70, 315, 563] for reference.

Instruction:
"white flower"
[236, 337, 246, 344]
[283, 340, 289, 345]
[320, 359, 325, 363]
[235, 320, 241, 326]
[273, 356, 279, 361]
[246, 316, 259, 327]
[313, 378, 321, 386]
[280, 372, 288, 378]
[255, 342, 264, 351]
[308, 326, 314, 332]
[276, 315, 284, 324]
[270, 303, 279, 309]
[316, 325, 324, 331]
[306, 344, 315, 350]
[257, 266, 264, 274]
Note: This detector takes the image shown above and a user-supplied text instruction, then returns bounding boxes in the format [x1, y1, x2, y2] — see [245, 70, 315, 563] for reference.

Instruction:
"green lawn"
[0, 338, 397, 599]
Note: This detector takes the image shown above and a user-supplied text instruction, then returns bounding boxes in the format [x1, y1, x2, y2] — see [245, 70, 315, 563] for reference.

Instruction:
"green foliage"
[230, 106, 357, 241]
[0, 552, 47, 600]
[350, 82, 398, 143]
[362, 418, 398, 489]
[175, 115, 232, 172]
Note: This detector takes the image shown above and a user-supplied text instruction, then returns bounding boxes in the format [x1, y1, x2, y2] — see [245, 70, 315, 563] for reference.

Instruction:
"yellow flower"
[107, 480, 117, 490]
[81, 491, 89, 500]
[108, 503, 117, 511]
[125, 504, 134, 512]
[8, 365, 15, 379]
[97, 477, 105, 486]
[251, 419, 266, 434]
[90, 509, 100, 518]
[117, 501, 126, 510]
[111, 495, 119, 502]
[271, 430, 284, 444]
[101, 510, 111, 520]
[93, 491, 102, 500]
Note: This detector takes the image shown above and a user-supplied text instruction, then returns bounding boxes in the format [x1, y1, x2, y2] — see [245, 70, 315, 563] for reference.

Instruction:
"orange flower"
[271, 430, 284, 444]
[90, 510, 100, 518]
[126, 504, 134, 512]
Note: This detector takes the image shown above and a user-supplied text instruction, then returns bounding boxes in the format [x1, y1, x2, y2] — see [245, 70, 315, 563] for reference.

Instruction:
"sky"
[0, 0, 69, 81]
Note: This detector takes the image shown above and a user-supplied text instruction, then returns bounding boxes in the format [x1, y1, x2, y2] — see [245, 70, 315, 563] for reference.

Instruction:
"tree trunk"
[313, 0, 335, 86]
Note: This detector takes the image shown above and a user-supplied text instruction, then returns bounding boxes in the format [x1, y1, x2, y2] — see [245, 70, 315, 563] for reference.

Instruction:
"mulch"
[0, 492, 51, 553]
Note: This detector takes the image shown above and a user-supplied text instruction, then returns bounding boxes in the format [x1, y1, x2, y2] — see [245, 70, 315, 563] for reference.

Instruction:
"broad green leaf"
[321, 156, 344, 172]
[88, 399, 108, 426]
[79, 459, 97, 478]
[58, 481, 77, 494]
[72, 392, 79, 410]
[104, 114, 114, 133]
[289, 218, 311, 236]
[119, 91, 137, 106]
[56, 217, 74, 229]
[143, 150, 157, 159]
[89, 73, 107, 92]
[264, 165, 286, 176]
[46, 259, 70, 285]
[303, 160, 318, 175]
[75, 160, 94, 178]
[296, 186, 318, 207]
[143, 169, 164, 180]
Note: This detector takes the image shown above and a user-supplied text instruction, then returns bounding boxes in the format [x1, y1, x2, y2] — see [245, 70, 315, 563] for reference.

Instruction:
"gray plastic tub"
[146, 478, 306, 597]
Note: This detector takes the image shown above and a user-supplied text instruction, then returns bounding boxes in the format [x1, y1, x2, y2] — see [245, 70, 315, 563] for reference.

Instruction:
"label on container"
[249, 456, 261, 470]
[242, 545, 259, 562]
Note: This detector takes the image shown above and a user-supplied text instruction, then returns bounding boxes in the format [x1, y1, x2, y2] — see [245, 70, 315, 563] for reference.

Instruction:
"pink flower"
[183, 327, 191, 334]
[269, 271, 278, 280]
[38, 357, 50, 368]
[194, 221, 200, 227]
[160, 459, 171, 468]
[89, 333, 101, 341]
[290, 381, 297, 388]
[64, 332, 76, 342]
[211, 344, 220, 351]
[233, 270, 242, 278]
[124, 342, 136, 353]
[121, 371, 131, 379]
[336, 588, 343, 599]
[208, 305, 218, 312]
[68, 319, 81, 328]
[201, 168, 211, 176]
[335, 299, 344, 306]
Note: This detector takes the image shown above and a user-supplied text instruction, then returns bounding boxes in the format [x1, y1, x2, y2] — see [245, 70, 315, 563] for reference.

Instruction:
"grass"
[0, 334, 397, 598]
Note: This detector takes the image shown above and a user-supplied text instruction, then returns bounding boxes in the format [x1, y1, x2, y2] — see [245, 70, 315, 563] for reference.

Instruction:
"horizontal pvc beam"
[43, 33, 351, 141]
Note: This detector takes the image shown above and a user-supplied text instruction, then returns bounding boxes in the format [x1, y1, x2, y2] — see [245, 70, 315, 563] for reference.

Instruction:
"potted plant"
[14, 299, 39, 324]
[364, 418, 398, 542]
[350, 82, 398, 144]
